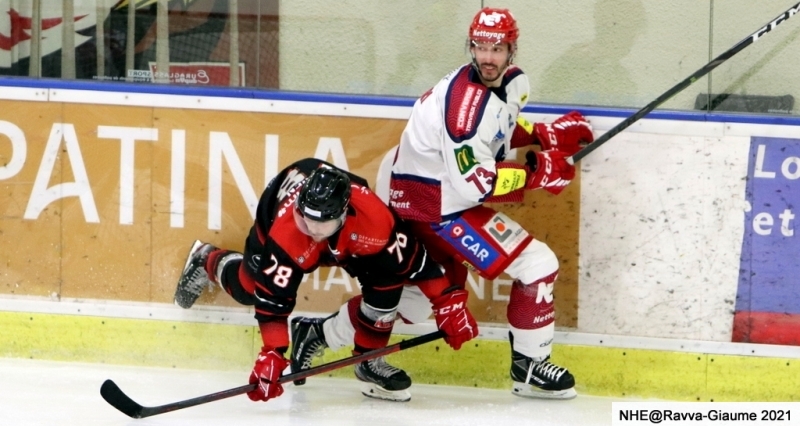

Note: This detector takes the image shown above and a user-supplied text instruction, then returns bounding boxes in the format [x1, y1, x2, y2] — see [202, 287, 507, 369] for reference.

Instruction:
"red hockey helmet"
[468, 7, 519, 47]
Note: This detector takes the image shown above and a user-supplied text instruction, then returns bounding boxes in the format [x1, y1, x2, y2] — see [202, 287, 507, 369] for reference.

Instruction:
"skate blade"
[359, 382, 411, 402]
[512, 382, 577, 400]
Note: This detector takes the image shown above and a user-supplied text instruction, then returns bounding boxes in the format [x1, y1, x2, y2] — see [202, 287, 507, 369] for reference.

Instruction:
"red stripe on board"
[732, 311, 800, 345]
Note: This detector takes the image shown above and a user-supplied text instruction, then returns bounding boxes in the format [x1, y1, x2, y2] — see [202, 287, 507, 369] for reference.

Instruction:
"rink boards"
[1, 79, 799, 401]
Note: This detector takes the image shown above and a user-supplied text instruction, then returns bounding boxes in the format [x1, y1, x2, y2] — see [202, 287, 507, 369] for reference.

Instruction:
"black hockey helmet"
[296, 166, 351, 222]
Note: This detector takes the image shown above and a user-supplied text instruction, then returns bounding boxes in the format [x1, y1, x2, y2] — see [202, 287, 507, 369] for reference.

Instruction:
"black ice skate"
[354, 356, 412, 402]
[289, 316, 329, 386]
[510, 350, 577, 399]
[173, 240, 216, 309]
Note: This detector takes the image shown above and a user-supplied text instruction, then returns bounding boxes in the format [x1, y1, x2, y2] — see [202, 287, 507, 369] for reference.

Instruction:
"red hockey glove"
[525, 150, 576, 195]
[431, 289, 478, 350]
[533, 111, 594, 155]
[247, 348, 289, 402]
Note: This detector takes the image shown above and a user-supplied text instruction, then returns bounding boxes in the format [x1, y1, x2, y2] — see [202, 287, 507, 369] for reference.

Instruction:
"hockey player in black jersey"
[174, 158, 478, 402]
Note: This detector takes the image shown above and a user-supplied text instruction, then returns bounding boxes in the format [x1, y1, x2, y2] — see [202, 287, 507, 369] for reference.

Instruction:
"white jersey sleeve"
[390, 65, 530, 222]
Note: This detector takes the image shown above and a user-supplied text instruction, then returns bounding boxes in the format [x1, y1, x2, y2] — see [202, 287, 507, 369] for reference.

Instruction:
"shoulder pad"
[503, 66, 525, 82]
[444, 67, 492, 143]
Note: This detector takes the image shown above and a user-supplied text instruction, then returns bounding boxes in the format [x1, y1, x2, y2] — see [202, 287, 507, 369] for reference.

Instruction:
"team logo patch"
[454, 146, 478, 175]
[478, 11, 507, 27]
[482, 212, 529, 255]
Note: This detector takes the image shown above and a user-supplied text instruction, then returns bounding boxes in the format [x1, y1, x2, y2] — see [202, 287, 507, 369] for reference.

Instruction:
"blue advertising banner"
[734, 136, 800, 344]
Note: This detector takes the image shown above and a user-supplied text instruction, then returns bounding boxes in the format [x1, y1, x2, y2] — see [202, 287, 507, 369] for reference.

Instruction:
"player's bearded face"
[293, 208, 344, 242]
[471, 42, 510, 83]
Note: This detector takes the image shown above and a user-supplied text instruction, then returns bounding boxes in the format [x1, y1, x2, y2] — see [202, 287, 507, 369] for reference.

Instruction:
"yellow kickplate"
[2, 312, 798, 401]
[0, 312, 257, 369]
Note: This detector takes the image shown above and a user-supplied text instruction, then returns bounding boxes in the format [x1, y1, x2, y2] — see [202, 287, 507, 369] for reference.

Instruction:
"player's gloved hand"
[247, 348, 289, 402]
[525, 150, 576, 195]
[431, 289, 479, 350]
[534, 110, 594, 155]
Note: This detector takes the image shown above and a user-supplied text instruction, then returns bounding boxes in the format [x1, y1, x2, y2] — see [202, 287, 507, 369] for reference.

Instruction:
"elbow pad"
[510, 116, 537, 149]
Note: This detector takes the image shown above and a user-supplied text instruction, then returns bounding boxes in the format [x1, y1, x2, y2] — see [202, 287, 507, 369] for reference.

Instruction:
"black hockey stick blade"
[101, 330, 444, 419]
[100, 379, 253, 419]
[568, 0, 800, 165]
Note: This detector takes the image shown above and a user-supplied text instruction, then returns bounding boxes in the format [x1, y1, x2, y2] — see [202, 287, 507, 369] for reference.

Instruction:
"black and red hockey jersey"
[242, 158, 440, 325]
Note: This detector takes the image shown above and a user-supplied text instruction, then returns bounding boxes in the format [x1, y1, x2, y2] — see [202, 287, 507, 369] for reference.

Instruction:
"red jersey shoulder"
[444, 66, 491, 143]
[338, 183, 395, 256]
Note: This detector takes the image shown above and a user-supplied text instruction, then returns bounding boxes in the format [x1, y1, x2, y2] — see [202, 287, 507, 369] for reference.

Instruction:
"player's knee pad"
[504, 238, 559, 284]
[348, 295, 397, 352]
[507, 271, 558, 330]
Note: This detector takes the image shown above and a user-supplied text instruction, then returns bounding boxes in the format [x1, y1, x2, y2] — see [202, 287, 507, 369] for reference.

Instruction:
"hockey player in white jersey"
[390, 7, 595, 399]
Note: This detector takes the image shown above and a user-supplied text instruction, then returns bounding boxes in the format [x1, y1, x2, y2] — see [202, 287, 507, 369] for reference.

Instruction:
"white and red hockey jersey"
[390, 64, 530, 222]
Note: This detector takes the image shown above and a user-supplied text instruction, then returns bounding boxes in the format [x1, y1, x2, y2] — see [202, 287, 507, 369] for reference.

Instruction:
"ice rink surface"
[1, 357, 625, 426]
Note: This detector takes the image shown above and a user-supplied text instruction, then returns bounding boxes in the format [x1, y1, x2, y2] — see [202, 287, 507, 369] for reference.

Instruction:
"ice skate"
[173, 240, 216, 309]
[510, 350, 577, 399]
[354, 356, 412, 402]
[289, 316, 329, 386]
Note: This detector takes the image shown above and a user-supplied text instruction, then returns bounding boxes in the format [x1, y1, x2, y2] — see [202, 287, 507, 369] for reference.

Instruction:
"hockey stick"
[100, 330, 444, 419]
[568, 1, 800, 165]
